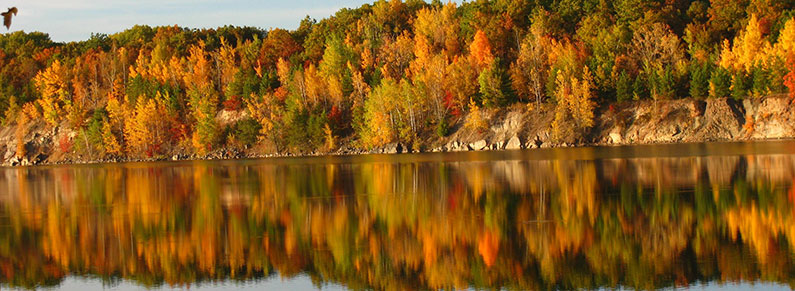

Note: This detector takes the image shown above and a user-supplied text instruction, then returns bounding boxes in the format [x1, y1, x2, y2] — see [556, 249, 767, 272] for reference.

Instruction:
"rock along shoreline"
[2, 96, 795, 167]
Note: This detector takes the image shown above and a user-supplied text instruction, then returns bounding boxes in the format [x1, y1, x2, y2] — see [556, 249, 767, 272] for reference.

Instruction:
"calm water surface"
[3, 141, 795, 290]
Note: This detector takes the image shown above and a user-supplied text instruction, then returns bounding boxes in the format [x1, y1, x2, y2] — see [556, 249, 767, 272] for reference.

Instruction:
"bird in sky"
[2, 7, 17, 30]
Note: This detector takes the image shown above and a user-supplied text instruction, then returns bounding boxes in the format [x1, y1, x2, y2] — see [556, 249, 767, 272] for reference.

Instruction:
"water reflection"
[2, 143, 795, 290]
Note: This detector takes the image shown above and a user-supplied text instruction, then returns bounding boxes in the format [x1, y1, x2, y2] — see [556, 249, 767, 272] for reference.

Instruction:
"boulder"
[469, 140, 488, 151]
[609, 131, 623, 144]
[505, 135, 522, 150]
[450, 140, 467, 152]
[446, 141, 458, 151]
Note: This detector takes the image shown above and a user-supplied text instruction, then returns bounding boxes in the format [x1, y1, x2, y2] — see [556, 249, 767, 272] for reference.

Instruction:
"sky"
[2, 0, 379, 42]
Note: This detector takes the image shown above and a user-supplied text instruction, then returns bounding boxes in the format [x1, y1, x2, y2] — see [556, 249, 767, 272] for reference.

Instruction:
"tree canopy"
[0, 0, 794, 157]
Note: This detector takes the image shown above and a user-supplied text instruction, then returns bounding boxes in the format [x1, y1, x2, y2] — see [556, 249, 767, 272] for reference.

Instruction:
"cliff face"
[2, 96, 795, 166]
[597, 96, 795, 144]
[593, 98, 746, 145]
[428, 96, 794, 154]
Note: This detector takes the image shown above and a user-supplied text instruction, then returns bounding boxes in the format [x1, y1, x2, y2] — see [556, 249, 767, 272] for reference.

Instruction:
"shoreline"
[3, 96, 795, 167]
[7, 138, 795, 168]
[8, 135, 795, 168]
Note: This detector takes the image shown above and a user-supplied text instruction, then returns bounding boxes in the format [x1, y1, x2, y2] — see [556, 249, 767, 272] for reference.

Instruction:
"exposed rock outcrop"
[3, 96, 795, 166]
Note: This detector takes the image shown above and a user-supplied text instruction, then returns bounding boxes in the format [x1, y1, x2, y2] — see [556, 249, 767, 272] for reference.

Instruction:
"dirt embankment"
[2, 96, 794, 166]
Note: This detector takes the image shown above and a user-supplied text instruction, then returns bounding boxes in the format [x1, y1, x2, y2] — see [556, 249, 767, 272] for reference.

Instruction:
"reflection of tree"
[1, 154, 795, 289]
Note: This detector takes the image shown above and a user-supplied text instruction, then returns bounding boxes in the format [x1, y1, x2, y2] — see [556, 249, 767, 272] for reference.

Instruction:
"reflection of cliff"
[1, 154, 795, 289]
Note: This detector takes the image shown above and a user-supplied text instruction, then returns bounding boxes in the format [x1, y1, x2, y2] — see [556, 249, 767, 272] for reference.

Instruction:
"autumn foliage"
[786, 54, 795, 100]
[0, 1, 793, 158]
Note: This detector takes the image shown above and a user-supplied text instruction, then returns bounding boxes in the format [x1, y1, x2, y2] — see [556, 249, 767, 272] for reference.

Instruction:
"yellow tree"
[106, 89, 126, 140]
[551, 67, 595, 141]
[303, 63, 326, 107]
[215, 38, 238, 97]
[325, 71, 345, 107]
[464, 100, 488, 132]
[719, 14, 773, 73]
[148, 55, 183, 87]
[129, 48, 153, 80]
[34, 60, 70, 127]
[124, 96, 167, 157]
[276, 58, 291, 87]
[35, 60, 69, 99]
[14, 109, 30, 158]
[184, 42, 214, 92]
[412, 3, 460, 54]
[245, 91, 281, 142]
[101, 120, 122, 155]
[775, 18, 795, 59]
[409, 36, 433, 78]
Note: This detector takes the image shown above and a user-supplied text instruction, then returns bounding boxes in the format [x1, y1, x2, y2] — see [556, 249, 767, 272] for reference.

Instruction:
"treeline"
[2, 0, 795, 158]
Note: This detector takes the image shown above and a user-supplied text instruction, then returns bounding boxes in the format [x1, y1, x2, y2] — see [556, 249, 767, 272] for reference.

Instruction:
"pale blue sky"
[3, 0, 380, 42]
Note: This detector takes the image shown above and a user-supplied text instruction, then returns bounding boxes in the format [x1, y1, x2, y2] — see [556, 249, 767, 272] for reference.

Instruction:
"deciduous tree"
[469, 30, 494, 71]
[511, 32, 551, 106]
[552, 67, 595, 141]
[719, 14, 772, 73]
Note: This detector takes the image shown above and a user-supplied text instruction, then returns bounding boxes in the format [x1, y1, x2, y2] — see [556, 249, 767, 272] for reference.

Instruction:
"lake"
[2, 141, 795, 290]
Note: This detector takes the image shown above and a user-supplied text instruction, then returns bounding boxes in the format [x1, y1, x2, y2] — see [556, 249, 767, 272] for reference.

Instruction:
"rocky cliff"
[2, 96, 794, 166]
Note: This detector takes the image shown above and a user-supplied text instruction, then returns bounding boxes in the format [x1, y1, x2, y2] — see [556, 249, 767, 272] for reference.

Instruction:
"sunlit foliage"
[0, 0, 794, 157]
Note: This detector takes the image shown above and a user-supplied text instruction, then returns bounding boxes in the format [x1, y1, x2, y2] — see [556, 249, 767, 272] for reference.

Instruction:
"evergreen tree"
[731, 70, 750, 99]
[690, 62, 711, 99]
[709, 67, 732, 98]
[478, 58, 511, 108]
[616, 70, 633, 102]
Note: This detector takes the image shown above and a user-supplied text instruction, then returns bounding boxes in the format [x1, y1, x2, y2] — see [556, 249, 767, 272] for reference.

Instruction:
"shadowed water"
[2, 142, 795, 290]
